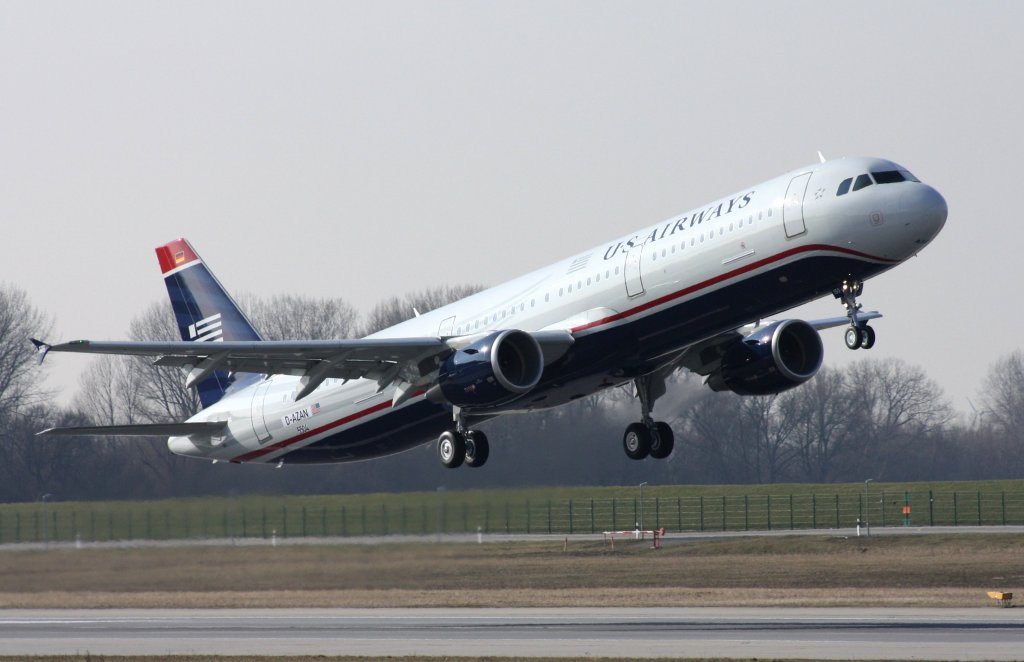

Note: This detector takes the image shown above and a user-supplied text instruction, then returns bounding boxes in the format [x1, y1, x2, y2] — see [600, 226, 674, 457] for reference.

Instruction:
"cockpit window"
[872, 170, 906, 184]
[836, 178, 852, 196]
[900, 169, 920, 182]
[852, 174, 873, 191]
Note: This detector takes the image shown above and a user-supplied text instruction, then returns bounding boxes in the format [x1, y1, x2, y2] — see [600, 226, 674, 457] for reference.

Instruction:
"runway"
[2, 607, 1023, 659]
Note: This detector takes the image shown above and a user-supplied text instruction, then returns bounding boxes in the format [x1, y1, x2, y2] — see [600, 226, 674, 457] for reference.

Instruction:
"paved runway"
[2, 607, 1023, 659]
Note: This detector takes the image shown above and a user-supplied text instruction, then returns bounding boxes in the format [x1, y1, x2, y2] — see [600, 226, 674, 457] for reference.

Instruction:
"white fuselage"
[171, 156, 946, 464]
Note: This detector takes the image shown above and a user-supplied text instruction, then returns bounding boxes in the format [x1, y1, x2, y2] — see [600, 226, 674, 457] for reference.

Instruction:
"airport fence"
[1, 489, 1024, 544]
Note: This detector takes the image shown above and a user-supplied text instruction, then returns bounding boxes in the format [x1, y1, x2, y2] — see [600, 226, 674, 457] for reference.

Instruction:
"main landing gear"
[437, 408, 489, 469]
[834, 279, 876, 351]
[622, 373, 675, 461]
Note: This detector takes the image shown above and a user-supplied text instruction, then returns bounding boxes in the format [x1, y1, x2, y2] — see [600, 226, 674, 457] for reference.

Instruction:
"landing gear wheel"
[859, 325, 876, 350]
[438, 430, 466, 469]
[650, 422, 675, 459]
[844, 326, 863, 350]
[464, 431, 490, 468]
[623, 423, 651, 460]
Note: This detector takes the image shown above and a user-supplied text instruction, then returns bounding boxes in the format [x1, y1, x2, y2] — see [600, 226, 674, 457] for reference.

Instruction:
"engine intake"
[437, 329, 544, 408]
[706, 319, 823, 396]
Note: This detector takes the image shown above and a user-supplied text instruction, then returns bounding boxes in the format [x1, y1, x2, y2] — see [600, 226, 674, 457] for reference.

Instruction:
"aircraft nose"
[900, 183, 947, 244]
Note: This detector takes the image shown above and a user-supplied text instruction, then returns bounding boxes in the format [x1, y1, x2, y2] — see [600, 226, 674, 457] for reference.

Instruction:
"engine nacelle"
[706, 320, 823, 396]
[437, 329, 544, 408]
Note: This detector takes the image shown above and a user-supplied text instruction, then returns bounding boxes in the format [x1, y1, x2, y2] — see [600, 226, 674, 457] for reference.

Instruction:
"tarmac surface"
[2, 607, 1023, 659]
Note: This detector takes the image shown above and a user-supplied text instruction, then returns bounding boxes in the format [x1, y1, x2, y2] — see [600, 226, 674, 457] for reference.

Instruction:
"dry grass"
[0, 534, 1021, 608]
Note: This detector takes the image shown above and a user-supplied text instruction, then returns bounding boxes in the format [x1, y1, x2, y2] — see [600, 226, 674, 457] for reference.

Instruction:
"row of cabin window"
[650, 208, 769, 262]
[836, 170, 920, 196]
[455, 207, 772, 334]
[456, 266, 622, 334]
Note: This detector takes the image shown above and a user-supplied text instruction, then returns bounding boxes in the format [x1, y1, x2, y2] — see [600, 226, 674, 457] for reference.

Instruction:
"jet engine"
[706, 320, 823, 396]
[437, 329, 544, 408]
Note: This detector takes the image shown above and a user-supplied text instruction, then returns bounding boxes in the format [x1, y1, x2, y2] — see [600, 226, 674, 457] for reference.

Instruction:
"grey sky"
[2, 1, 1020, 413]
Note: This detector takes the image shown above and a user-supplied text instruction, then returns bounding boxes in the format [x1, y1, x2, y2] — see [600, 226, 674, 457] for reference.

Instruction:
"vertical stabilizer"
[155, 239, 262, 408]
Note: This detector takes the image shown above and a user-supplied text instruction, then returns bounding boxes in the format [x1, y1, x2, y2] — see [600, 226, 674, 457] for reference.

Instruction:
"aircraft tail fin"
[155, 239, 263, 408]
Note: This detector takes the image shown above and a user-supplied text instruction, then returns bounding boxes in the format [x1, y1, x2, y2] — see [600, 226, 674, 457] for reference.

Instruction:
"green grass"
[2, 479, 1023, 544]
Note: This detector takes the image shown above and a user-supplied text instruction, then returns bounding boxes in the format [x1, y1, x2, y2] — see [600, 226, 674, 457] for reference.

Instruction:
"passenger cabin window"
[852, 174, 874, 191]
[836, 178, 852, 196]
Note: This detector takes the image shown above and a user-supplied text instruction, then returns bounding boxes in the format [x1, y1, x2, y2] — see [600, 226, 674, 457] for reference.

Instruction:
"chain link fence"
[2, 489, 1023, 544]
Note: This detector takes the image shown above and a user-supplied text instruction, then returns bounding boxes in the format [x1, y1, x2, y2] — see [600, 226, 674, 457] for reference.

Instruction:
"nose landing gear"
[835, 279, 876, 350]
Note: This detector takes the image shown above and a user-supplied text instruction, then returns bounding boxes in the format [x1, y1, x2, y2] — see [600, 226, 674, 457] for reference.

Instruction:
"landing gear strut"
[622, 373, 675, 461]
[834, 279, 876, 351]
[437, 408, 490, 469]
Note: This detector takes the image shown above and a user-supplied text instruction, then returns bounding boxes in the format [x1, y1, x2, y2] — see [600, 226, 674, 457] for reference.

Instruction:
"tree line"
[1, 281, 1022, 503]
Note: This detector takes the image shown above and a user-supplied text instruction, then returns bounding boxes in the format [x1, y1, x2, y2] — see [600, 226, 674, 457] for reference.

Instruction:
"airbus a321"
[34, 156, 947, 469]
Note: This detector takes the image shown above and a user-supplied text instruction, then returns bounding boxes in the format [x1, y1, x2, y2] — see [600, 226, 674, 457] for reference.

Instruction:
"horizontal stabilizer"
[37, 422, 228, 437]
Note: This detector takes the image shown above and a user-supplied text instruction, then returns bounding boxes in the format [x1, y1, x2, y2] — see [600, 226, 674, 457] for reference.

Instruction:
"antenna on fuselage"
[817, 151, 827, 163]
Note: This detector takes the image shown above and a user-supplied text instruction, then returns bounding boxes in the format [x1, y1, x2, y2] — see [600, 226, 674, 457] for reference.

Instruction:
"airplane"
[33, 156, 947, 469]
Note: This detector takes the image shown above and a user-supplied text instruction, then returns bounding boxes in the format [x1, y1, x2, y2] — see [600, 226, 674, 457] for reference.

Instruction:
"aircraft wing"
[31, 331, 574, 405]
[38, 422, 228, 437]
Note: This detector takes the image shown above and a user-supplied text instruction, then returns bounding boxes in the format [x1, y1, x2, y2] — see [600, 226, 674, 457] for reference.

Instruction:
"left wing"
[31, 331, 574, 406]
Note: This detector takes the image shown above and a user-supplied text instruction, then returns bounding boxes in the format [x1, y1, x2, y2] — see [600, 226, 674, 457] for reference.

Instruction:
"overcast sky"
[2, 1, 1021, 413]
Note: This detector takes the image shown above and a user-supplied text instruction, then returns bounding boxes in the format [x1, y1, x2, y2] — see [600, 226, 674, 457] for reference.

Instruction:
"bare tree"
[238, 293, 358, 340]
[791, 369, 859, 483]
[361, 284, 485, 336]
[980, 351, 1024, 476]
[0, 284, 52, 423]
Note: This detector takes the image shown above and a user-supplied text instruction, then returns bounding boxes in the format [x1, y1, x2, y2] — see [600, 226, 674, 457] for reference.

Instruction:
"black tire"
[623, 422, 651, 460]
[438, 430, 466, 469]
[860, 325, 876, 350]
[465, 430, 490, 468]
[845, 326, 862, 350]
[650, 421, 675, 459]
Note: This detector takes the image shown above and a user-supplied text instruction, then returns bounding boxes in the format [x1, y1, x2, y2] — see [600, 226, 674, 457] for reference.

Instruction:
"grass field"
[3, 479, 1024, 544]
[0, 533, 1021, 609]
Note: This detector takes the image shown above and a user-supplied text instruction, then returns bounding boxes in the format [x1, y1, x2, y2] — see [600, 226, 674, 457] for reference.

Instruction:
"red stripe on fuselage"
[570, 244, 897, 333]
[233, 397, 395, 463]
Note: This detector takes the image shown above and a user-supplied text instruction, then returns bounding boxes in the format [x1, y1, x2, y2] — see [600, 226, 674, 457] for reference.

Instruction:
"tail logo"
[188, 313, 224, 342]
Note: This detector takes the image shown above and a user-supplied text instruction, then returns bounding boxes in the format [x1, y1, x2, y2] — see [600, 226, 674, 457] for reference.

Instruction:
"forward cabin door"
[624, 240, 647, 297]
[783, 172, 812, 238]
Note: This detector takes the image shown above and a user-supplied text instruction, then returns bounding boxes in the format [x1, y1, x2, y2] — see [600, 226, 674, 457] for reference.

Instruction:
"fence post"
[464, 503, 470, 533]
[526, 500, 531, 534]
[341, 505, 347, 537]
[322, 506, 327, 537]
[1002, 492, 1007, 526]
[282, 506, 287, 538]
[655, 497, 660, 529]
[881, 491, 886, 527]
[568, 499, 573, 534]
[677, 497, 682, 532]
[767, 495, 772, 531]
[743, 495, 749, 531]
[835, 494, 840, 528]
[699, 496, 704, 532]
[505, 502, 511, 534]
[929, 490, 934, 526]
[547, 501, 552, 534]
[361, 504, 367, 535]
[383, 504, 389, 536]
[789, 494, 794, 530]
[812, 495, 817, 529]
[591, 499, 595, 534]
[611, 498, 616, 531]
[302, 506, 307, 538]
[953, 492, 958, 526]
[977, 491, 982, 526]
[721, 495, 726, 531]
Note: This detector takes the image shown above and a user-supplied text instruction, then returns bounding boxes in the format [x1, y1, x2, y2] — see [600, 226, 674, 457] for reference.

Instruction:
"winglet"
[29, 338, 51, 365]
